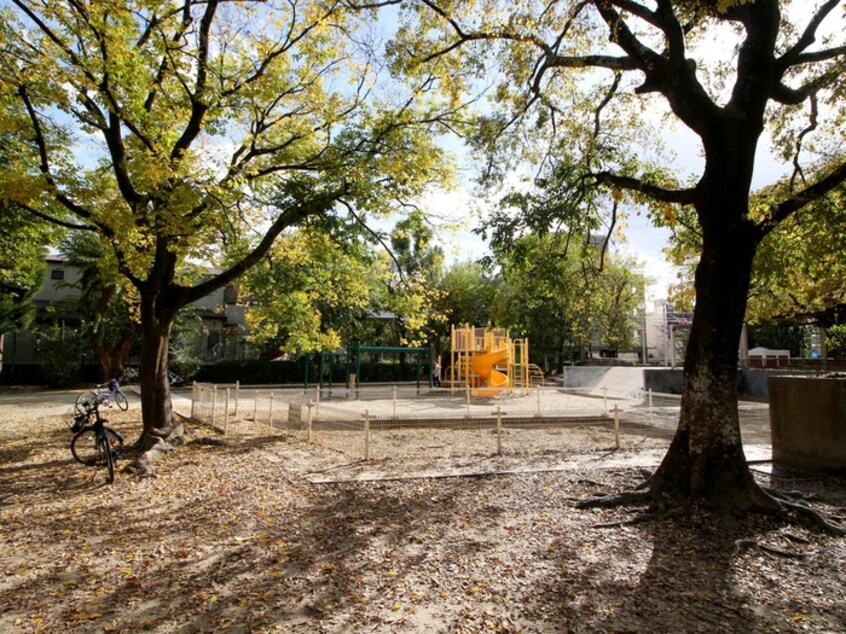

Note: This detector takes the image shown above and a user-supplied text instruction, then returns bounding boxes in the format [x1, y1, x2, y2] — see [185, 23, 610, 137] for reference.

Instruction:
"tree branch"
[761, 159, 846, 235]
[16, 86, 94, 220]
[778, 0, 841, 67]
[591, 171, 696, 205]
[182, 185, 349, 305]
[771, 65, 843, 105]
[16, 202, 93, 232]
[171, 0, 218, 162]
[789, 93, 818, 191]
[339, 199, 409, 288]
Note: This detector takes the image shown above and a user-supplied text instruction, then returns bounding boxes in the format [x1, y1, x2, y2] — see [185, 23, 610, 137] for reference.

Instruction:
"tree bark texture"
[649, 146, 778, 514]
[138, 289, 176, 451]
[92, 329, 134, 383]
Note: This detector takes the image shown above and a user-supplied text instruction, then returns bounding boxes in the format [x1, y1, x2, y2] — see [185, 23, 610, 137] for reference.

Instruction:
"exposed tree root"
[133, 420, 186, 479]
[775, 496, 845, 536]
[576, 488, 656, 510]
[576, 477, 845, 536]
[732, 539, 808, 560]
[593, 510, 676, 529]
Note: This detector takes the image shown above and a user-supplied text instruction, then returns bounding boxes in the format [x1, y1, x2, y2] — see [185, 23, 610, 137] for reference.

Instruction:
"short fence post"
[648, 389, 654, 423]
[613, 405, 620, 449]
[224, 388, 230, 435]
[253, 392, 258, 422]
[603, 386, 608, 414]
[234, 380, 240, 416]
[466, 383, 471, 417]
[536, 385, 541, 416]
[190, 381, 197, 419]
[315, 387, 320, 418]
[268, 392, 274, 429]
[496, 406, 502, 456]
[211, 385, 218, 431]
[392, 385, 398, 419]
[364, 410, 371, 461]
[307, 403, 314, 443]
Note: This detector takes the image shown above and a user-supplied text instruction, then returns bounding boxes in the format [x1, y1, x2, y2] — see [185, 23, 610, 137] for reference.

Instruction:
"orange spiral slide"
[471, 346, 510, 392]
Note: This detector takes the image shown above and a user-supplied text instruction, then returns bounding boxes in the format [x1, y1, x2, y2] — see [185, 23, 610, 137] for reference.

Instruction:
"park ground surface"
[1, 387, 845, 633]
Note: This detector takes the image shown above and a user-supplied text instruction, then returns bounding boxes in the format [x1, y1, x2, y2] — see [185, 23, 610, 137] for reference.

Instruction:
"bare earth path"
[1, 388, 845, 633]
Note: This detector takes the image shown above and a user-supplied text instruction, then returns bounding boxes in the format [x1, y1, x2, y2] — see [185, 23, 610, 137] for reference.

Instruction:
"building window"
[50, 269, 65, 280]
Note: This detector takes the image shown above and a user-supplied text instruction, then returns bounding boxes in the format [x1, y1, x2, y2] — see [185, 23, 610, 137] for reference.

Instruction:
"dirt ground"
[1, 387, 845, 633]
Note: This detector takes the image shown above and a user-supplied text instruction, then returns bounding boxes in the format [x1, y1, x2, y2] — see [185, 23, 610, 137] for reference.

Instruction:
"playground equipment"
[314, 343, 435, 392]
[448, 325, 532, 396]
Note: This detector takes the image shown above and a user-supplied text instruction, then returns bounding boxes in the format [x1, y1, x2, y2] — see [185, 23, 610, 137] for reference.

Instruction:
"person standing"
[348, 356, 357, 389]
[432, 358, 442, 387]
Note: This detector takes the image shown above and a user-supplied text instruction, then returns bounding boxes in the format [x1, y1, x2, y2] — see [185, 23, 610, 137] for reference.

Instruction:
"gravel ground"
[1, 388, 845, 633]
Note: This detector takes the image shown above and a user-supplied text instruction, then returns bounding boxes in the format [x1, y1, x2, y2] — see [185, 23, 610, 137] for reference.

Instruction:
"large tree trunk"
[135, 289, 182, 476]
[647, 219, 777, 515]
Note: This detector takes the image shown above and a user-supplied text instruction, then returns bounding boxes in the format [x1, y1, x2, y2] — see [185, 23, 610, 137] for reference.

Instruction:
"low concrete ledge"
[769, 376, 846, 474]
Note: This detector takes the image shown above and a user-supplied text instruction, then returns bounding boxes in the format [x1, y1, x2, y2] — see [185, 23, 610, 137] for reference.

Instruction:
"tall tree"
[395, 0, 846, 529]
[491, 232, 646, 367]
[240, 225, 375, 357]
[1, 0, 452, 471]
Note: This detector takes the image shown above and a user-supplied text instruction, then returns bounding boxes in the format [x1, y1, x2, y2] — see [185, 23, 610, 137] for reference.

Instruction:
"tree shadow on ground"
[75, 481, 453, 632]
[533, 498, 846, 634]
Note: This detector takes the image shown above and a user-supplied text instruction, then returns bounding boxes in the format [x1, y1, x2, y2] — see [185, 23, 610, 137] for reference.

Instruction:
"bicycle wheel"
[114, 390, 129, 411]
[101, 435, 115, 483]
[75, 391, 100, 415]
[71, 428, 124, 466]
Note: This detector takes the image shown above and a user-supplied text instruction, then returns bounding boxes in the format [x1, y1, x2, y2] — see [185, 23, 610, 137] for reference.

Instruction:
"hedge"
[193, 358, 430, 385]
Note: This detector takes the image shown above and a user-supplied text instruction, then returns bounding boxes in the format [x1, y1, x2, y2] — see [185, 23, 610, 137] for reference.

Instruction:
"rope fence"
[188, 382, 771, 462]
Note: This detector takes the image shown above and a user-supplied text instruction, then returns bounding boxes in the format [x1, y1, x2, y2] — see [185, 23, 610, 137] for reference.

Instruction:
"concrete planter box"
[768, 376, 846, 474]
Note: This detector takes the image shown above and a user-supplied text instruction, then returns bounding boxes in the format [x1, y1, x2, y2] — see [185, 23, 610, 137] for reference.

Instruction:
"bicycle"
[70, 401, 125, 484]
[74, 378, 129, 414]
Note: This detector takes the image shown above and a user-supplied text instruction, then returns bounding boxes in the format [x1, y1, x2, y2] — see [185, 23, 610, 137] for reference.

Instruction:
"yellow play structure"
[447, 325, 541, 396]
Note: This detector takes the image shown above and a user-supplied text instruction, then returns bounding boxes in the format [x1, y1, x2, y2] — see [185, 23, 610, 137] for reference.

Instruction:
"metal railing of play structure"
[188, 382, 771, 462]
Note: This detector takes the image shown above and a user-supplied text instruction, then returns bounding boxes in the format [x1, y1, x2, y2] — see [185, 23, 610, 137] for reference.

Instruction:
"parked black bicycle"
[74, 378, 129, 415]
[70, 400, 125, 484]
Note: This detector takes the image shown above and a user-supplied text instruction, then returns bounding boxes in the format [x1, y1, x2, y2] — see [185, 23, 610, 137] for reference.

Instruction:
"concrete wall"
[644, 368, 816, 401]
[643, 368, 684, 395]
[557, 366, 614, 388]
[769, 376, 846, 474]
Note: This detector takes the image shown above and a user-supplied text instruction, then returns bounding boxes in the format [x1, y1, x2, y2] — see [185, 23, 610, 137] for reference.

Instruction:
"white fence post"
[253, 392, 258, 422]
[496, 406, 502, 455]
[224, 388, 230, 435]
[466, 383, 471, 416]
[648, 389, 654, 423]
[190, 381, 197, 419]
[268, 392, 274, 429]
[536, 385, 541, 416]
[364, 410, 371, 461]
[307, 402, 314, 443]
[315, 387, 321, 418]
[603, 386, 608, 415]
[211, 385, 218, 430]
[234, 380, 240, 416]
[613, 405, 620, 449]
